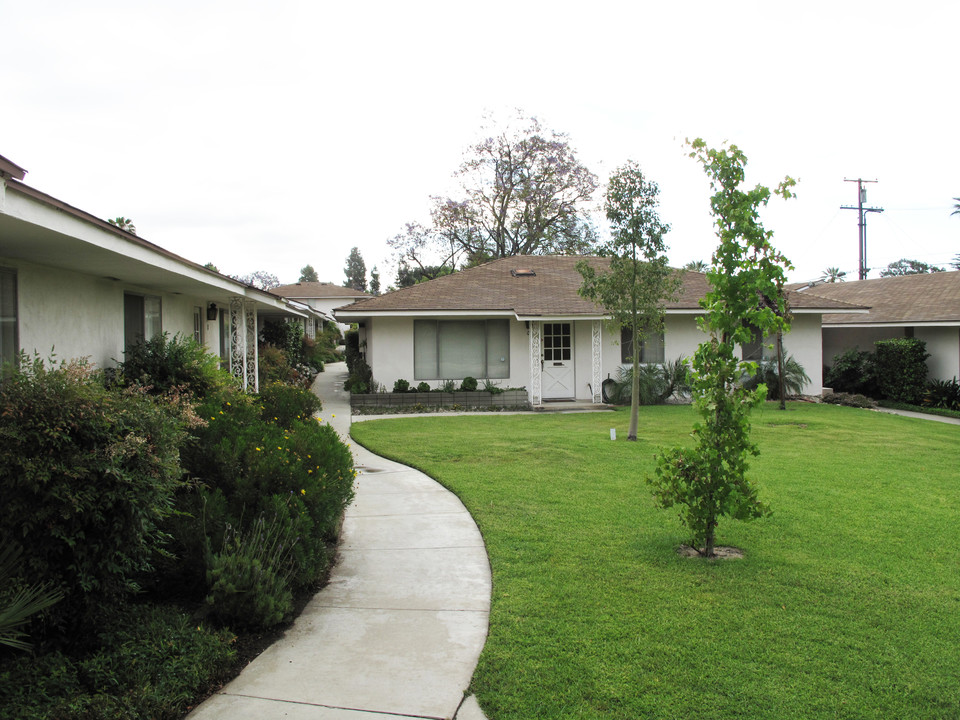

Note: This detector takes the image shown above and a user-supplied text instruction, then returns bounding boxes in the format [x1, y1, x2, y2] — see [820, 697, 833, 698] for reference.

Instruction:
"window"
[543, 323, 571, 362]
[741, 327, 774, 362]
[414, 319, 509, 380]
[193, 306, 204, 344]
[0, 268, 17, 369]
[123, 293, 161, 352]
[620, 326, 665, 364]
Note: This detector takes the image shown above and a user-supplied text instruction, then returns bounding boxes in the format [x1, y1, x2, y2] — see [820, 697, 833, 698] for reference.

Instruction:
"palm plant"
[820, 267, 846, 283]
[951, 198, 960, 216]
[0, 543, 62, 651]
[683, 260, 709, 272]
[608, 357, 691, 405]
[742, 353, 810, 400]
[108, 216, 137, 235]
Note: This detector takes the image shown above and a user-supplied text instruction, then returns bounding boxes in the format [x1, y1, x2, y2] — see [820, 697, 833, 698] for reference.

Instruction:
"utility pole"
[841, 178, 884, 280]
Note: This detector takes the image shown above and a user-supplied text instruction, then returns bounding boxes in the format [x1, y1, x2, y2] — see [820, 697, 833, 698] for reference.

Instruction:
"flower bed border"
[350, 389, 529, 410]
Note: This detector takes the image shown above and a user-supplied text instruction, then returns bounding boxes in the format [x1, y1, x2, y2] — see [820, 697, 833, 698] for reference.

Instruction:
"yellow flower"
[226, 402, 231, 406]
[255, 447, 261, 452]
[308, 469, 313, 474]
[277, 446, 282, 450]
[331, 414, 336, 418]
[300, 489, 306, 495]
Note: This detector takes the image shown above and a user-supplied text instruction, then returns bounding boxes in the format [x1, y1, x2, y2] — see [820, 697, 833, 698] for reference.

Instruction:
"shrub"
[205, 514, 295, 629]
[481, 379, 504, 394]
[608, 357, 691, 405]
[924, 377, 960, 411]
[260, 320, 306, 366]
[874, 338, 929, 404]
[0, 357, 187, 638]
[0, 604, 236, 720]
[821, 392, 877, 408]
[460, 376, 478, 391]
[824, 348, 879, 397]
[742, 352, 810, 400]
[440, 379, 457, 393]
[258, 343, 294, 385]
[258, 381, 322, 427]
[417, 381, 431, 393]
[393, 378, 410, 393]
[120, 332, 228, 398]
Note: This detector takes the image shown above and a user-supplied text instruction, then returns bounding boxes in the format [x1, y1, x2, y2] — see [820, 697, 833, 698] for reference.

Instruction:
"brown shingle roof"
[793, 271, 960, 325]
[272, 282, 372, 300]
[337, 255, 863, 318]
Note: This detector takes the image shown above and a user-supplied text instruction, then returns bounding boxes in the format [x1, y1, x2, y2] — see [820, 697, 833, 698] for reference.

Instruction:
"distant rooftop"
[272, 282, 372, 299]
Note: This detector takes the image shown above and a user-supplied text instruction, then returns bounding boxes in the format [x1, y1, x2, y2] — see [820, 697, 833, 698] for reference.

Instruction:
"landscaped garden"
[351, 403, 960, 719]
[0, 331, 353, 719]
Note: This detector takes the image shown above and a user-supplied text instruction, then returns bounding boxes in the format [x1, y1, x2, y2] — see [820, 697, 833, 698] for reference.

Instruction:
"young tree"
[299, 264, 319, 282]
[389, 113, 599, 268]
[343, 247, 367, 292]
[879, 258, 945, 276]
[648, 139, 795, 558]
[369, 266, 381, 296]
[578, 161, 679, 441]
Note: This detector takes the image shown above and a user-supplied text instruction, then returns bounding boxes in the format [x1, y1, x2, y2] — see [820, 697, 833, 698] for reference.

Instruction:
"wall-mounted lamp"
[206, 303, 219, 321]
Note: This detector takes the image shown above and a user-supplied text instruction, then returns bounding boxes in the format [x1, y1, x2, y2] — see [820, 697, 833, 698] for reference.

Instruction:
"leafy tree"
[203, 262, 220, 272]
[236, 271, 280, 290]
[369, 266, 381, 296]
[107, 217, 136, 235]
[820, 266, 846, 282]
[683, 260, 709, 272]
[343, 247, 367, 292]
[951, 254, 960, 271]
[395, 261, 454, 288]
[389, 113, 598, 268]
[649, 139, 795, 558]
[879, 258, 945, 277]
[577, 161, 679, 441]
[299, 264, 319, 282]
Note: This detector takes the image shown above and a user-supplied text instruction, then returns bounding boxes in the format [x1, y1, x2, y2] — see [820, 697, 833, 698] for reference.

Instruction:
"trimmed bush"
[0, 357, 187, 637]
[393, 378, 410, 393]
[460, 376, 478, 391]
[417, 381, 431, 393]
[874, 338, 929, 404]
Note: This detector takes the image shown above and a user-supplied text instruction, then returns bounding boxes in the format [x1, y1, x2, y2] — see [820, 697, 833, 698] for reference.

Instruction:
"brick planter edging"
[350, 389, 529, 409]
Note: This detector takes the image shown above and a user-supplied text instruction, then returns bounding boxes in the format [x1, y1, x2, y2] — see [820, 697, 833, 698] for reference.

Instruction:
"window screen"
[0, 268, 17, 369]
[620, 326, 664, 364]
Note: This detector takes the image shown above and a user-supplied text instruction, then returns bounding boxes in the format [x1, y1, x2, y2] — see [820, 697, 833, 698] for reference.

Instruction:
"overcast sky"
[4, 0, 957, 287]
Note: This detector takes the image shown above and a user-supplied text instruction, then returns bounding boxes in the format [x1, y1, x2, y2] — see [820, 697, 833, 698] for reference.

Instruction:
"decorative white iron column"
[306, 317, 316, 340]
[229, 297, 246, 388]
[529, 320, 542, 406]
[592, 320, 603, 403]
[244, 301, 258, 393]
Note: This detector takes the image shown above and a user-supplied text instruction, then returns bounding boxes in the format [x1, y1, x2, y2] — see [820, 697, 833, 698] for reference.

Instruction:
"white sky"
[4, 0, 958, 286]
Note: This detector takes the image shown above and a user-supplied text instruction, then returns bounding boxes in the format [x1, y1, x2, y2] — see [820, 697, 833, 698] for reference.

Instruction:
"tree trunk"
[629, 352, 640, 441]
[776, 331, 786, 410]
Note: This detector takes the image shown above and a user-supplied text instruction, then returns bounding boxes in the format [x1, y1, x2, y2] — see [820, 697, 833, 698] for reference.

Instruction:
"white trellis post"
[229, 297, 246, 388]
[529, 321, 542, 406]
[592, 320, 603, 403]
[244, 301, 258, 393]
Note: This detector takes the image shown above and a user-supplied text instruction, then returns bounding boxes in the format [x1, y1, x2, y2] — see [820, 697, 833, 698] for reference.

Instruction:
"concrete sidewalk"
[188, 363, 491, 720]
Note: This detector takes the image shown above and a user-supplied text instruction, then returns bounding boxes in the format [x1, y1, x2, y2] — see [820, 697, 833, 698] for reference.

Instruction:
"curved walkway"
[189, 363, 491, 720]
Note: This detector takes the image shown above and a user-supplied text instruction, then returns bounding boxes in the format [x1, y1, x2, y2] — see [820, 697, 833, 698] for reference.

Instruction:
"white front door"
[541, 322, 575, 399]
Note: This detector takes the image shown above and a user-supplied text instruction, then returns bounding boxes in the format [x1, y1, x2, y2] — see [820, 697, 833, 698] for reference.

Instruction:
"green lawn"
[350, 404, 960, 720]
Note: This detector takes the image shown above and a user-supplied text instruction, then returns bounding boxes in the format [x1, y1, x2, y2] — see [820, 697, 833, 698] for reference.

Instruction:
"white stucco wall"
[781, 314, 824, 394]
[7, 257, 225, 370]
[917, 327, 960, 380]
[823, 325, 960, 383]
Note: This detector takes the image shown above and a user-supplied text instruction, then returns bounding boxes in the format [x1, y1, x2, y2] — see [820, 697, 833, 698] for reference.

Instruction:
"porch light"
[207, 303, 218, 321]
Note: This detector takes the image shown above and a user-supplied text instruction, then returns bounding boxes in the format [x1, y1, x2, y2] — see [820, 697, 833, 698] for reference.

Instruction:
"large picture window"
[0, 268, 17, 369]
[620, 326, 665, 364]
[414, 319, 510, 380]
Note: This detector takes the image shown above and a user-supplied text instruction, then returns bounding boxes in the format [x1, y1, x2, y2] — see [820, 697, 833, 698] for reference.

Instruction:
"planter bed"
[350, 389, 529, 410]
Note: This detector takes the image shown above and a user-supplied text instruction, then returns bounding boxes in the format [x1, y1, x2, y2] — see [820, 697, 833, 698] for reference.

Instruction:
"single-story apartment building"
[793, 271, 960, 381]
[335, 255, 864, 406]
[0, 153, 321, 391]
[271, 281, 372, 335]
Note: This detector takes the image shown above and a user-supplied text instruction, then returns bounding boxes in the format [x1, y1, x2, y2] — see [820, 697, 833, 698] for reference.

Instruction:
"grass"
[351, 403, 960, 720]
